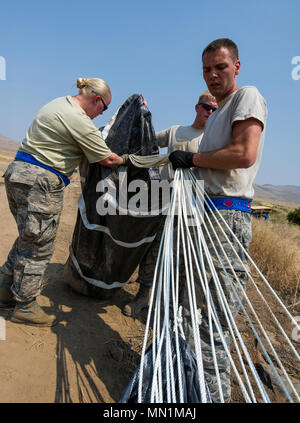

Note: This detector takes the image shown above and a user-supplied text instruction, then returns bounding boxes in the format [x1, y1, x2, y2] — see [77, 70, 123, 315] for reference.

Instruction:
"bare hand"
[140, 94, 148, 107]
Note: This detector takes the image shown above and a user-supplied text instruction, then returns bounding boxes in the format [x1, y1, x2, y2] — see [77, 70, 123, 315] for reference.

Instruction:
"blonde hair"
[198, 90, 216, 103]
[76, 77, 111, 100]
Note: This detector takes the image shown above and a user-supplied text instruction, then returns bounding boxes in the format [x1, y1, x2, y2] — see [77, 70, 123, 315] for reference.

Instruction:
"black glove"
[169, 150, 194, 170]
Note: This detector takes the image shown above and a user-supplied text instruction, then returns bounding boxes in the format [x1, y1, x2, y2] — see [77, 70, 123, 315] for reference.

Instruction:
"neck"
[191, 120, 205, 130]
[72, 94, 92, 118]
[217, 86, 238, 104]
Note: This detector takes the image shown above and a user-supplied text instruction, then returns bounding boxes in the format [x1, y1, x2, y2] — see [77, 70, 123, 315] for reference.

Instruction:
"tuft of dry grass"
[249, 218, 300, 296]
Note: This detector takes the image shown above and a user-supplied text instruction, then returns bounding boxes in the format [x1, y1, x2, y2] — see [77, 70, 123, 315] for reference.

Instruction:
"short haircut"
[202, 38, 239, 61]
[198, 90, 216, 104]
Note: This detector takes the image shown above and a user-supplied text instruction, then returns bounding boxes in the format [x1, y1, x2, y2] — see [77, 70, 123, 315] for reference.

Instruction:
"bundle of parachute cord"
[123, 155, 300, 403]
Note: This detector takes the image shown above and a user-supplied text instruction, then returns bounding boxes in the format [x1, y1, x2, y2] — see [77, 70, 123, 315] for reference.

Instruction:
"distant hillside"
[0, 134, 19, 155]
[254, 184, 300, 205]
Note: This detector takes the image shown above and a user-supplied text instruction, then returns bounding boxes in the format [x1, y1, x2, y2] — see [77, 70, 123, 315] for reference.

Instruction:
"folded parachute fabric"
[128, 153, 170, 168]
[64, 94, 166, 298]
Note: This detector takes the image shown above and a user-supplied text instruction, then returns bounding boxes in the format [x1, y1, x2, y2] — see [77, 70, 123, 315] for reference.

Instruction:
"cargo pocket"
[19, 262, 46, 300]
[4, 162, 38, 186]
[27, 175, 64, 215]
[23, 211, 60, 247]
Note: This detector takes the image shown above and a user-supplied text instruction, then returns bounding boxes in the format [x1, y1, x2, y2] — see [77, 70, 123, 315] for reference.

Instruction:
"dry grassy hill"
[0, 134, 19, 160]
[254, 184, 300, 206]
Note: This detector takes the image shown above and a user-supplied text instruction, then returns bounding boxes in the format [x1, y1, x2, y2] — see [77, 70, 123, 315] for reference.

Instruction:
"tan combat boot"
[0, 273, 15, 309]
[11, 299, 57, 327]
[122, 284, 152, 318]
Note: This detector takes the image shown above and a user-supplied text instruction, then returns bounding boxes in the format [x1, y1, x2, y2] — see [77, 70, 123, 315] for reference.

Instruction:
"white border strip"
[78, 194, 157, 248]
[70, 247, 126, 290]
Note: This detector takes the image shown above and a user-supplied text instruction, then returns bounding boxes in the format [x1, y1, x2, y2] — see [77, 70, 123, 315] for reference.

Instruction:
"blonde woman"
[0, 77, 126, 326]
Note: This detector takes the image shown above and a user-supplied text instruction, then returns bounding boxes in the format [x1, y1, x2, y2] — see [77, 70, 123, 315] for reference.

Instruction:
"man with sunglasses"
[156, 91, 218, 181]
[169, 38, 268, 403]
[122, 90, 217, 318]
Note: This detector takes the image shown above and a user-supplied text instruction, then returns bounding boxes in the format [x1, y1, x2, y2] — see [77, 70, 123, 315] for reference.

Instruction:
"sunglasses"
[100, 97, 108, 111]
[199, 102, 217, 112]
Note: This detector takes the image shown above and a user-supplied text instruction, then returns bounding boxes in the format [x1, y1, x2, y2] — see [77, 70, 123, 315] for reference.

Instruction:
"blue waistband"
[205, 197, 252, 213]
[15, 151, 70, 186]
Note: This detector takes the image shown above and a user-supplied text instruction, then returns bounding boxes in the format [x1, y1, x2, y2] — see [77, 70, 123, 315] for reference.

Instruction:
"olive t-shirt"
[156, 125, 204, 180]
[193, 86, 268, 200]
[19, 96, 112, 177]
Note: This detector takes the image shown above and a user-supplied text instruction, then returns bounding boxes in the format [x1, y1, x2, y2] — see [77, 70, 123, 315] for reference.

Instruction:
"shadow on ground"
[44, 262, 141, 403]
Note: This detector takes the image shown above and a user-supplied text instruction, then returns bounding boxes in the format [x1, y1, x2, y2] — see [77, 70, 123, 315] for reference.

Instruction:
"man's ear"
[235, 60, 241, 76]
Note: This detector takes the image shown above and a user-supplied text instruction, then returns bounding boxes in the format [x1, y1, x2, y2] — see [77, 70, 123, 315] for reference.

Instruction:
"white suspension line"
[177, 175, 208, 402]
[136, 168, 299, 404]
[188, 170, 299, 401]
[180, 176, 261, 403]
[188, 170, 300, 359]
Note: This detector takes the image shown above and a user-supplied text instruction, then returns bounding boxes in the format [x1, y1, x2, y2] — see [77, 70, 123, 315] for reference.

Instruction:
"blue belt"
[205, 197, 252, 213]
[15, 151, 70, 186]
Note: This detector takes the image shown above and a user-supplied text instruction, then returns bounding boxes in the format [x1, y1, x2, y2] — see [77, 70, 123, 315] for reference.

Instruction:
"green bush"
[287, 208, 300, 225]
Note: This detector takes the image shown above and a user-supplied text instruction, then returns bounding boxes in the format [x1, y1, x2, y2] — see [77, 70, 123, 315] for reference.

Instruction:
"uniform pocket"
[35, 172, 65, 194]
[19, 262, 46, 299]
[4, 161, 38, 186]
[27, 175, 64, 215]
[23, 212, 60, 246]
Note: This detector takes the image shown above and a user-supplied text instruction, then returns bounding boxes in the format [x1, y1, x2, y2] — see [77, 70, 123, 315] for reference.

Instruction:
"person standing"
[169, 38, 268, 402]
[123, 91, 217, 318]
[0, 77, 126, 327]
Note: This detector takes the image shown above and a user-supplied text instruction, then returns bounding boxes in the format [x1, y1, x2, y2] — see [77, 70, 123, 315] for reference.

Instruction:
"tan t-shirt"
[19, 96, 113, 177]
[193, 86, 268, 200]
[157, 125, 204, 180]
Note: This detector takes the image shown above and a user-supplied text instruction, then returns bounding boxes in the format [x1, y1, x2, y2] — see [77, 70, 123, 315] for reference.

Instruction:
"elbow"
[238, 152, 257, 169]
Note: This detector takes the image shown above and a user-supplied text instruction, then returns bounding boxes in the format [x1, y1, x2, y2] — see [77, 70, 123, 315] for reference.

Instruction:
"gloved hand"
[121, 154, 130, 166]
[169, 150, 194, 170]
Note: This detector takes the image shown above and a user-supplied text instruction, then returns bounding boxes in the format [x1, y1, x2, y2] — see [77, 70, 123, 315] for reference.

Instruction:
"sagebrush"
[249, 218, 300, 295]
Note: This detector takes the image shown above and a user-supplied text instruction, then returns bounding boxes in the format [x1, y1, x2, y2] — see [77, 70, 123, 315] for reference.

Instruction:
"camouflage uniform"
[1, 160, 65, 302]
[138, 208, 251, 403]
[199, 209, 252, 403]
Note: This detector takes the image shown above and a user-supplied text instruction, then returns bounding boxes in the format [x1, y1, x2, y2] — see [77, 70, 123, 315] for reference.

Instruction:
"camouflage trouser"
[138, 208, 252, 403]
[199, 209, 252, 403]
[0, 160, 65, 302]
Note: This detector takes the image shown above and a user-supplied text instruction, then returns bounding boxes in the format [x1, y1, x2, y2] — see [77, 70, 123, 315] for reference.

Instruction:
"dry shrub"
[249, 218, 300, 295]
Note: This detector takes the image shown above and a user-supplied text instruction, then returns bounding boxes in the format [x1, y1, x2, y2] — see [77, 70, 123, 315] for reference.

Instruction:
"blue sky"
[0, 0, 299, 185]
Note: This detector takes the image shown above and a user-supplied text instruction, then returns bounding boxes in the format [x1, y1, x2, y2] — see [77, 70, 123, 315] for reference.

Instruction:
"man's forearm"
[192, 119, 262, 170]
[192, 144, 255, 170]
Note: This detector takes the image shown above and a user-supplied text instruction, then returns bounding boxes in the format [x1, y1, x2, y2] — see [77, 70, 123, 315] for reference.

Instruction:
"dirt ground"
[0, 155, 299, 403]
[0, 157, 146, 403]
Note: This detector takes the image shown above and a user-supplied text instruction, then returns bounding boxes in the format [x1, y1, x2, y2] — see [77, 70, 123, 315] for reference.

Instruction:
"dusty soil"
[0, 157, 145, 403]
[0, 155, 299, 403]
